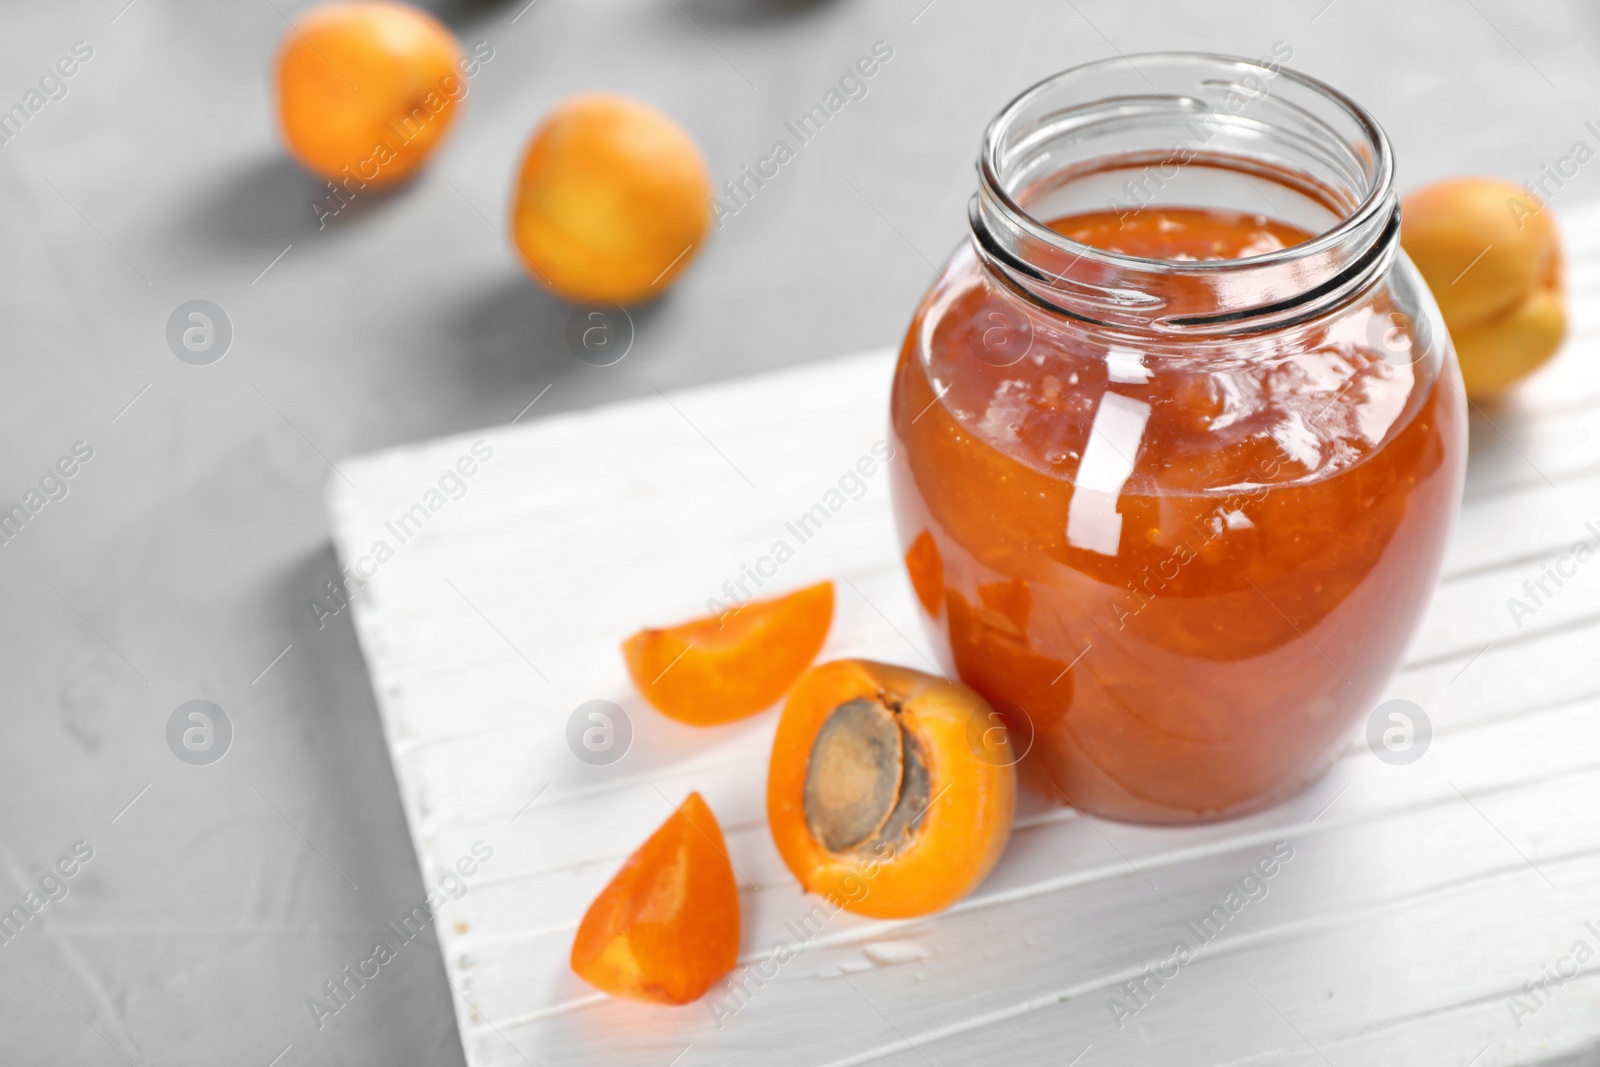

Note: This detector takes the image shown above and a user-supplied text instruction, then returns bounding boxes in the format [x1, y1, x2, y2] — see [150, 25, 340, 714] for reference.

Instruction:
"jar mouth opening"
[977, 51, 1395, 277]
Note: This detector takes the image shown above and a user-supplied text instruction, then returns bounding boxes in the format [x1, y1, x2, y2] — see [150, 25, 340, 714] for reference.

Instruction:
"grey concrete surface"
[0, 1, 1595, 1063]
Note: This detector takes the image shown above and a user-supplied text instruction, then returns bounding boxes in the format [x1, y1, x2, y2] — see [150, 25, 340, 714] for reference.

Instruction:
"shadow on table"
[676, 0, 844, 25]
[420, 0, 522, 27]
[1464, 396, 1535, 465]
[178, 154, 415, 260]
[441, 275, 669, 413]
[266, 543, 471, 1063]
[1541, 1040, 1600, 1067]
[420, 0, 840, 28]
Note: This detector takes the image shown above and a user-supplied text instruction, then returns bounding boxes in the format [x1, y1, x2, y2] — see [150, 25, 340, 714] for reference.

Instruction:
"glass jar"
[888, 52, 1466, 824]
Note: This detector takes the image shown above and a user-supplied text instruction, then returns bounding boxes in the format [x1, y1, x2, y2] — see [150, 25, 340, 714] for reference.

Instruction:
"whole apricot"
[1401, 177, 1565, 397]
[276, 2, 465, 187]
[511, 94, 712, 305]
[1450, 287, 1566, 398]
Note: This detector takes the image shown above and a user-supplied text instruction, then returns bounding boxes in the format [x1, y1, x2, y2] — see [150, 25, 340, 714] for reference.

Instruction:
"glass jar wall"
[888, 53, 1466, 823]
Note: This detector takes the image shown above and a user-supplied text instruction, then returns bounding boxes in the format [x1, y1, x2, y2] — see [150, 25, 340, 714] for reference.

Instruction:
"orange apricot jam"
[889, 205, 1466, 822]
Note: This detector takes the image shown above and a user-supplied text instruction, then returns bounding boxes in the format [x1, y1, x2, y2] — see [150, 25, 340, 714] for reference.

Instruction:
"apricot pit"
[804, 697, 931, 854]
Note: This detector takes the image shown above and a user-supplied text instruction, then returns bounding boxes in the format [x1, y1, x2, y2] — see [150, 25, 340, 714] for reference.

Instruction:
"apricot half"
[511, 94, 713, 305]
[767, 660, 1016, 918]
[1401, 176, 1566, 398]
[623, 581, 834, 726]
[275, 2, 465, 186]
[570, 792, 740, 1004]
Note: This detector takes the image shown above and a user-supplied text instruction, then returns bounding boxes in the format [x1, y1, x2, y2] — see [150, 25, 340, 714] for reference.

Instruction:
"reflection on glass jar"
[889, 53, 1466, 824]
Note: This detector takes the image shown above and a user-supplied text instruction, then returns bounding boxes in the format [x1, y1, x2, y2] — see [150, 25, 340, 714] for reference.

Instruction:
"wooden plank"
[327, 201, 1600, 1067]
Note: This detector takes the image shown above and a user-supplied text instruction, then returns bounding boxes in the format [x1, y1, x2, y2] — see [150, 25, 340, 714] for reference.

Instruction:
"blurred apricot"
[511, 94, 712, 305]
[1451, 287, 1566, 398]
[276, 1, 464, 187]
[1401, 177, 1565, 397]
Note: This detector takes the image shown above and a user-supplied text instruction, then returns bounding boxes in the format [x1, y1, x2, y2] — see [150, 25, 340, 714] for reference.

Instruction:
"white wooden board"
[327, 202, 1600, 1067]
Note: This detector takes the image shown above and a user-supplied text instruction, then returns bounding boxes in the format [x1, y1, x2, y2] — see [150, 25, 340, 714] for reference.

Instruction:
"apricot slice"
[768, 659, 1016, 918]
[275, 2, 465, 186]
[511, 94, 713, 305]
[570, 792, 740, 1004]
[623, 582, 834, 726]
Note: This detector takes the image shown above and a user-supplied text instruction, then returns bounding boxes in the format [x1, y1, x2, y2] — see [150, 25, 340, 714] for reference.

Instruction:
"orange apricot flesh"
[767, 659, 1016, 919]
[570, 792, 740, 1004]
[623, 581, 834, 726]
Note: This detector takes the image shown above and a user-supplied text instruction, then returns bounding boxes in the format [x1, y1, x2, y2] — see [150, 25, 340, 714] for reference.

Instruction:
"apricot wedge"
[570, 792, 740, 1004]
[767, 659, 1016, 919]
[623, 581, 834, 726]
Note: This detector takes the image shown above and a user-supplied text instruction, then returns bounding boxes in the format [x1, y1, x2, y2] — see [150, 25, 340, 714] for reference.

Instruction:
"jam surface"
[890, 206, 1466, 822]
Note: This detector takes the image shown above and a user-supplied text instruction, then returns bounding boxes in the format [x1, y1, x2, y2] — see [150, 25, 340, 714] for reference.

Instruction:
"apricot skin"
[1401, 177, 1565, 398]
[275, 2, 464, 186]
[1451, 287, 1566, 399]
[768, 659, 1016, 919]
[511, 94, 712, 305]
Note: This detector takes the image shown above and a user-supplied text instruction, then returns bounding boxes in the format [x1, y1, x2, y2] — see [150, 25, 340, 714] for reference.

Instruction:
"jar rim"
[977, 51, 1395, 277]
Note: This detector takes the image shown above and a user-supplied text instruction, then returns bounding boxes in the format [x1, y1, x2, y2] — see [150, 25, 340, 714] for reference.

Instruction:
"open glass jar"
[888, 52, 1466, 823]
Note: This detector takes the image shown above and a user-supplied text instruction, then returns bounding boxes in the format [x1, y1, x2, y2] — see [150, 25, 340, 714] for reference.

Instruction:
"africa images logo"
[0, 841, 94, 949]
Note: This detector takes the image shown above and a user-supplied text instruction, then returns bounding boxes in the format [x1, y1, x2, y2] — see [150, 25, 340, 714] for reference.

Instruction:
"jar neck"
[968, 52, 1399, 337]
